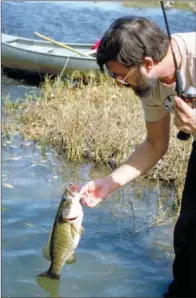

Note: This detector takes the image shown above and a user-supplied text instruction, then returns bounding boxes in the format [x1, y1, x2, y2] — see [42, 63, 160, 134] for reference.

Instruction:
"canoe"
[1, 33, 99, 76]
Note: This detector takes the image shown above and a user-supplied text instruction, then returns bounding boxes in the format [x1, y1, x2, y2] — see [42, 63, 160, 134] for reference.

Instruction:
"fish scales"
[49, 222, 74, 276]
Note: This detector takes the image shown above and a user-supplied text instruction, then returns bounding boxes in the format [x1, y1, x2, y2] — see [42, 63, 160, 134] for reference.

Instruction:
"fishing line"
[160, 0, 183, 97]
[32, 51, 43, 83]
[50, 56, 70, 97]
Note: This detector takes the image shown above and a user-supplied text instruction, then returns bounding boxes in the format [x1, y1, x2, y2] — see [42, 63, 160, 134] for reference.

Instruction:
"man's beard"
[132, 80, 156, 97]
[127, 71, 158, 98]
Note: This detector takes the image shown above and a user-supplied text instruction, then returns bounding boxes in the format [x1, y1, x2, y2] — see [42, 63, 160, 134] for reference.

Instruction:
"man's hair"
[97, 16, 169, 71]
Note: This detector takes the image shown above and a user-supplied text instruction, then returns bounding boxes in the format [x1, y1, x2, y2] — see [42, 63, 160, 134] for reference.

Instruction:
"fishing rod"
[160, 0, 196, 141]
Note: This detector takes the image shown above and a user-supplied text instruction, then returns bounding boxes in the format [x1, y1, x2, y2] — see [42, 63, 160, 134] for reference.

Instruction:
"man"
[81, 16, 196, 297]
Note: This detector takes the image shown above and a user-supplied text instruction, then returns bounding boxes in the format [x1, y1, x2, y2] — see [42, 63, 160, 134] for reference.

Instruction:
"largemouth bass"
[37, 184, 84, 279]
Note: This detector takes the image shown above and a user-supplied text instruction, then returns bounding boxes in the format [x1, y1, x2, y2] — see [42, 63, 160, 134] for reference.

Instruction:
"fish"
[37, 184, 84, 280]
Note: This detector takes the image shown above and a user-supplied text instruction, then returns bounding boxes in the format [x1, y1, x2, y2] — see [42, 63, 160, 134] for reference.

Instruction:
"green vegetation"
[123, 1, 160, 8]
[3, 74, 193, 204]
[122, 1, 193, 11]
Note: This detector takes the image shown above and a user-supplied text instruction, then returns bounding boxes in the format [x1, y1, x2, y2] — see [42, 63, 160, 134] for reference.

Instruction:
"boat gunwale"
[2, 34, 97, 61]
[2, 33, 94, 47]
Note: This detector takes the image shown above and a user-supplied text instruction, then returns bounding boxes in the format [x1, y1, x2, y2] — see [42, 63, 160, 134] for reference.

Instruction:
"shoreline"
[122, 1, 195, 12]
[3, 75, 192, 203]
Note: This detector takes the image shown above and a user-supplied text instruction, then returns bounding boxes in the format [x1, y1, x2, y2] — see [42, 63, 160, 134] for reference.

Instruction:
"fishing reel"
[177, 86, 196, 141]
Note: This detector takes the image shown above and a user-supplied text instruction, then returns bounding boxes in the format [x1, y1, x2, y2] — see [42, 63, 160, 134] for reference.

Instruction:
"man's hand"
[174, 96, 196, 134]
[80, 178, 111, 208]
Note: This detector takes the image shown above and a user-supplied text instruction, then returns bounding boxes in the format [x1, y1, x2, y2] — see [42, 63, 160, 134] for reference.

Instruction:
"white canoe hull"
[2, 33, 99, 75]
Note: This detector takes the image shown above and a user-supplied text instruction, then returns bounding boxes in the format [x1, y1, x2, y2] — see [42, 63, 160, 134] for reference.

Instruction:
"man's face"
[106, 61, 158, 98]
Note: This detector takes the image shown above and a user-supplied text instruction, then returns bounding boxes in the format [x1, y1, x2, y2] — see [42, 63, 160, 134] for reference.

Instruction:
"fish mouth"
[64, 216, 78, 222]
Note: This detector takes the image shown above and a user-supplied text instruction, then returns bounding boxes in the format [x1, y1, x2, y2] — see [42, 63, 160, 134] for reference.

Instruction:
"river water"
[2, 1, 195, 297]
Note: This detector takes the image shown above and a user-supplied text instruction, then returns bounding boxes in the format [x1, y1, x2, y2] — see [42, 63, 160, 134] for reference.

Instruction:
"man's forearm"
[106, 139, 165, 193]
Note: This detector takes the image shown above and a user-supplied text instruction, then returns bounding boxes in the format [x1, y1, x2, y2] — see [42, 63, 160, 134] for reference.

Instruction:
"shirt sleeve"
[141, 95, 168, 122]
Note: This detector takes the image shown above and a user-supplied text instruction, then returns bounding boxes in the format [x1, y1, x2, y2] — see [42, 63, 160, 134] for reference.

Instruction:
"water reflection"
[36, 276, 60, 298]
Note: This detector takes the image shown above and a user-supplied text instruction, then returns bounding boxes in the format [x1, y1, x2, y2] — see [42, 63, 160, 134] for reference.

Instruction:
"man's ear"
[142, 56, 154, 73]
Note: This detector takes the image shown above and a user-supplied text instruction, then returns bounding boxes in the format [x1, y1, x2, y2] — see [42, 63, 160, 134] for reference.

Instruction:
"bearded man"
[81, 16, 196, 297]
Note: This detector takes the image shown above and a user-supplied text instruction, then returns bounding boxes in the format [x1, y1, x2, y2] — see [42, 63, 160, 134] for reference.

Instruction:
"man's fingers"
[87, 198, 102, 208]
[79, 185, 87, 194]
[81, 197, 87, 206]
[173, 115, 181, 129]
[174, 96, 190, 113]
[81, 196, 102, 208]
[82, 198, 96, 208]
[80, 181, 96, 194]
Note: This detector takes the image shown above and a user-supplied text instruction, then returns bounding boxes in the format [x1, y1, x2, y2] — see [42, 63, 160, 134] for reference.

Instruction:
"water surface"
[2, 133, 175, 297]
[2, 1, 196, 43]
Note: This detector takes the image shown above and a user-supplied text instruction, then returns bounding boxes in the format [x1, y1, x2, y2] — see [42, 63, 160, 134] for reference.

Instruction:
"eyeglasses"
[105, 65, 137, 86]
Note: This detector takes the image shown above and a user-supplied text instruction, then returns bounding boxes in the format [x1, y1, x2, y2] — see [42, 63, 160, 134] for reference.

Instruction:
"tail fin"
[36, 271, 60, 280]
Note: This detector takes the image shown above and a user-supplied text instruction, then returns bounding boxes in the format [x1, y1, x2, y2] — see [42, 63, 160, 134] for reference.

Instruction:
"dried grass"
[3, 75, 193, 204]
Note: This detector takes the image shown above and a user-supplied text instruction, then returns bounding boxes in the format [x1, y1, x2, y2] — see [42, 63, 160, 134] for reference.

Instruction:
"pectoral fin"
[71, 224, 78, 237]
[80, 226, 84, 235]
[65, 253, 76, 264]
[71, 224, 84, 237]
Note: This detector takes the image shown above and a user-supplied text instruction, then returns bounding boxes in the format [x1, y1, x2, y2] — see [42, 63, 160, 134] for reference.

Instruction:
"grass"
[122, 1, 194, 11]
[3, 73, 193, 205]
[122, 1, 160, 9]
